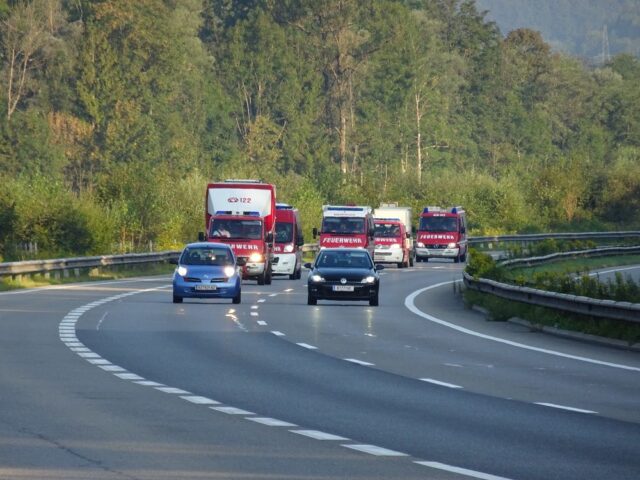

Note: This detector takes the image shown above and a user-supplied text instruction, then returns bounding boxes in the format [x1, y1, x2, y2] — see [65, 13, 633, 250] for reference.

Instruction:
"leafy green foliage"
[0, 0, 639, 260]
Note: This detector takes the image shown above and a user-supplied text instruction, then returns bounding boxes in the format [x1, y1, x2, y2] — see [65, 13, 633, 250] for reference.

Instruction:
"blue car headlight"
[177, 266, 188, 277]
[224, 266, 236, 278]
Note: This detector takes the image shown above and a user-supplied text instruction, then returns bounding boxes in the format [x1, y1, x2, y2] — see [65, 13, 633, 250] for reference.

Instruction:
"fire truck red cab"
[415, 206, 467, 263]
[273, 203, 304, 279]
[313, 205, 375, 257]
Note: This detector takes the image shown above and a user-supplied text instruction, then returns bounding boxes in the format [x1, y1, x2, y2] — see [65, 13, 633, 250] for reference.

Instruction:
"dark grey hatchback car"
[305, 248, 384, 306]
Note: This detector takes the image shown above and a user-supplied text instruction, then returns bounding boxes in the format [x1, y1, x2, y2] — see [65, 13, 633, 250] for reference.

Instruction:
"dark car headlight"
[310, 274, 325, 282]
[361, 275, 376, 284]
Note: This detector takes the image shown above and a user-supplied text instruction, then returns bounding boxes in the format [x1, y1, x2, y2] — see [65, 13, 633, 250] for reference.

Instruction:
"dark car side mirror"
[198, 232, 205, 242]
[236, 258, 247, 266]
[375, 264, 385, 271]
[312, 227, 318, 239]
[265, 231, 274, 243]
[303, 262, 313, 269]
[297, 235, 305, 246]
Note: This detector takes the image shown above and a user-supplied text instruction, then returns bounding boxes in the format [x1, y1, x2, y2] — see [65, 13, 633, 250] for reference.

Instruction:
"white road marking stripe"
[247, 417, 297, 427]
[134, 380, 164, 387]
[405, 283, 640, 372]
[257, 299, 265, 303]
[589, 265, 640, 276]
[420, 378, 463, 389]
[342, 444, 408, 456]
[290, 430, 348, 441]
[445, 363, 463, 368]
[535, 403, 597, 414]
[415, 461, 513, 480]
[269, 293, 278, 297]
[77, 352, 101, 359]
[297, 343, 317, 350]
[284, 288, 293, 292]
[155, 387, 191, 394]
[114, 373, 145, 380]
[70, 347, 90, 352]
[210, 406, 254, 415]
[271, 331, 285, 336]
[344, 358, 374, 366]
[250, 312, 259, 317]
[87, 359, 111, 365]
[257, 320, 267, 326]
[251, 305, 259, 309]
[99, 365, 126, 372]
[180, 396, 220, 405]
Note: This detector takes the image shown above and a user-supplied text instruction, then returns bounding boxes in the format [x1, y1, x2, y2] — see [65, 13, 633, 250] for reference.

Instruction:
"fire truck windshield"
[374, 223, 401, 238]
[322, 217, 365, 234]
[211, 219, 262, 240]
[275, 222, 293, 243]
[419, 217, 458, 232]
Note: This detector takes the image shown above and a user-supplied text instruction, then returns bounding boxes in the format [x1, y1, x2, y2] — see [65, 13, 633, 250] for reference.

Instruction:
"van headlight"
[284, 244, 294, 253]
[223, 266, 236, 278]
[447, 242, 457, 249]
[417, 242, 425, 248]
[249, 252, 264, 262]
[177, 266, 188, 276]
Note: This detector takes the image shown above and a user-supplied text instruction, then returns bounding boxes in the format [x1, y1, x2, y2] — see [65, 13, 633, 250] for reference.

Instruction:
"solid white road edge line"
[405, 282, 640, 372]
[420, 378, 463, 389]
[534, 403, 597, 414]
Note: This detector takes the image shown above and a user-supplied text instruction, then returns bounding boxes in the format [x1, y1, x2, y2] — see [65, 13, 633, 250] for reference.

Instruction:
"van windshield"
[374, 223, 401, 238]
[275, 222, 293, 243]
[322, 217, 365, 234]
[419, 217, 458, 232]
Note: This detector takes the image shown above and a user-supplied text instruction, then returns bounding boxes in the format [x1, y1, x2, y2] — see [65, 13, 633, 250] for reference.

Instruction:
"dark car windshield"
[322, 217, 365, 234]
[181, 247, 233, 266]
[374, 223, 401, 238]
[210, 219, 262, 240]
[316, 250, 372, 269]
[275, 222, 293, 243]
[419, 216, 458, 232]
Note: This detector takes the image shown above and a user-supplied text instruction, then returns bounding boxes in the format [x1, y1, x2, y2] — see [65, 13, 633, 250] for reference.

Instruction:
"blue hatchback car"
[172, 242, 244, 304]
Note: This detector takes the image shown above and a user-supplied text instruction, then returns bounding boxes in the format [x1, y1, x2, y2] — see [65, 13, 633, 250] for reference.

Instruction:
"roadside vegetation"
[1, 1, 640, 262]
[464, 247, 640, 344]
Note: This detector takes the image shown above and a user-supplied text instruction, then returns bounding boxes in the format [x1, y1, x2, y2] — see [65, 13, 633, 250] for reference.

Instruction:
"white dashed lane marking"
[211, 406, 254, 415]
[180, 396, 220, 405]
[297, 343, 317, 350]
[155, 387, 190, 395]
[290, 430, 349, 441]
[342, 444, 408, 456]
[271, 331, 285, 336]
[247, 417, 297, 427]
[257, 320, 267, 326]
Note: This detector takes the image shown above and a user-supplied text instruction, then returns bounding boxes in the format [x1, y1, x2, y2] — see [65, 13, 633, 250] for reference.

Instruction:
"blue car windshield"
[317, 251, 372, 269]
[181, 247, 233, 266]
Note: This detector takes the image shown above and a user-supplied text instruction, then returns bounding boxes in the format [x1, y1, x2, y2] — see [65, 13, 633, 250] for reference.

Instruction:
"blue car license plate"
[195, 285, 218, 291]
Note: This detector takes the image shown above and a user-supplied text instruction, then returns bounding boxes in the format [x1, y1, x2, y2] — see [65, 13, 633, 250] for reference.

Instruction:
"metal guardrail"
[464, 245, 640, 323]
[468, 231, 640, 245]
[463, 272, 640, 323]
[499, 245, 640, 268]
[0, 251, 180, 279]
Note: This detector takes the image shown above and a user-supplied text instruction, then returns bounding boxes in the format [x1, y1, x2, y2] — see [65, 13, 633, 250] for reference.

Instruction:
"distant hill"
[475, 0, 640, 62]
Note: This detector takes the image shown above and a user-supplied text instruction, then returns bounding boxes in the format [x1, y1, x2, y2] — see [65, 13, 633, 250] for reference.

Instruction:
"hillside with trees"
[476, 0, 640, 61]
[1, 0, 639, 260]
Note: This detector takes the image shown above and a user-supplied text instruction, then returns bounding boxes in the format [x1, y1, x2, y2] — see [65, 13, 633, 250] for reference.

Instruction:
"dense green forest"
[476, 0, 640, 61]
[0, 0, 639, 260]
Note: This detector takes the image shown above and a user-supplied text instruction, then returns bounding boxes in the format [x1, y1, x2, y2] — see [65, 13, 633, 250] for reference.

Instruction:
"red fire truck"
[415, 206, 467, 263]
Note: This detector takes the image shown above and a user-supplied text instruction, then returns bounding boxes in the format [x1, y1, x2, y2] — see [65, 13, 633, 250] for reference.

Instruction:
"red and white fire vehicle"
[415, 206, 467, 263]
[313, 205, 375, 256]
[373, 204, 414, 268]
[199, 180, 276, 285]
[272, 203, 304, 279]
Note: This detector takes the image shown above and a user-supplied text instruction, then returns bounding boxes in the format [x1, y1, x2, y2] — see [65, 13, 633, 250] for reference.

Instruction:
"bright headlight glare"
[417, 242, 425, 248]
[223, 266, 236, 277]
[284, 244, 294, 253]
[310, 274, 324, 282]
[249, 252, 263, 262]
[447, 242, 457, 249]
[177, 266, 188, 276]
[361, 275, 376, 284]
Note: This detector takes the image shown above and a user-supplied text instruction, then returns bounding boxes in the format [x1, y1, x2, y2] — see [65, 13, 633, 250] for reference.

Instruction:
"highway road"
[589, 264, 640, 283]
[1, 262, 639, 479]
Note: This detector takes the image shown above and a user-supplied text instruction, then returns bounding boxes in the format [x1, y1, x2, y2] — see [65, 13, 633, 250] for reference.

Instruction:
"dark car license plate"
[332, 285, 354, 292]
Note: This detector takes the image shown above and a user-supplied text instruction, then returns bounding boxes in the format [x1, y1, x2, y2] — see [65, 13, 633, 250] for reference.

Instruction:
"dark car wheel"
[232, 291, 241, 304]
[173, 295, 183, 304]
[307, 294, 317, 305]
[369, 293, 379, 307]
[265, 267, 272, 285]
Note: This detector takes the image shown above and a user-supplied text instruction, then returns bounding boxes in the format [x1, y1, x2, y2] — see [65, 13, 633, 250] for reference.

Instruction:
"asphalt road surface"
[1, 261, 639, 479]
